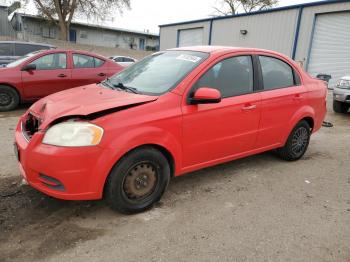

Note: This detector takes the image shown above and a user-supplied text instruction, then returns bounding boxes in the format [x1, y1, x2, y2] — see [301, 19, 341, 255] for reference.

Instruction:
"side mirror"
[189, 87, 221, 105]
[21, 64, 36, 71]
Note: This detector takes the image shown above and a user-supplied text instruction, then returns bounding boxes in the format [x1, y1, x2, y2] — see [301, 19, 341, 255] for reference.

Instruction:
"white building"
[159, 0, 350, 86]
[11, 13, 159, 51]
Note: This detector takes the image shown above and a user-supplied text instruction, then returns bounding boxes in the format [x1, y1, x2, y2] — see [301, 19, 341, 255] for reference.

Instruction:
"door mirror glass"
[190, 87, 222, 104]
[21, 64, 36, 71]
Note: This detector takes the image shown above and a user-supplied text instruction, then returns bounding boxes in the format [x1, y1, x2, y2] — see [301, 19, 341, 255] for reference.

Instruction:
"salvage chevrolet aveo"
[15, 46, 327, 213]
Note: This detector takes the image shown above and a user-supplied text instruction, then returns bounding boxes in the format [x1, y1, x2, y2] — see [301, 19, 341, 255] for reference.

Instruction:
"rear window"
[14, 44, 51, 56]
[124, 57, 135, 62]
[73, 54, 105, 68]
[0, 43, 13, 56]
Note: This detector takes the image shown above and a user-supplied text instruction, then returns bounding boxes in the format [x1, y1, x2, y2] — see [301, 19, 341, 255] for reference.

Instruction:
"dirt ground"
[0, 93, 349, 262]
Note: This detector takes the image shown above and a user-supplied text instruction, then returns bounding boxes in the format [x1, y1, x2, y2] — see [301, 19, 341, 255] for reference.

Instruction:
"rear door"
[255, 55, 306, 149]
[21, 52, 72, 99]
[182, 54, 262, 168]
[71, 53, 108, 87]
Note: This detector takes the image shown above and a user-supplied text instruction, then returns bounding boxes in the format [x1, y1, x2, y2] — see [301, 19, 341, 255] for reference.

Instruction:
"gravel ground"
[0, 93, 349, 262]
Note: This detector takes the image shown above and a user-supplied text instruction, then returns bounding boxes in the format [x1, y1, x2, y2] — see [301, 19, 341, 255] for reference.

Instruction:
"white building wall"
[159, 1, 350, 66]
[294, 2, 350, 64]
[211, 9, 298, 56]
[159, 21, 211, 50]
[18, 17, 159, 51]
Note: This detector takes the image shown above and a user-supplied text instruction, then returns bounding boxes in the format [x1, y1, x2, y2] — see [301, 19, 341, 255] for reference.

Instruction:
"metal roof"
[159, 0, 350, 27]
[14, 13, 159, 37]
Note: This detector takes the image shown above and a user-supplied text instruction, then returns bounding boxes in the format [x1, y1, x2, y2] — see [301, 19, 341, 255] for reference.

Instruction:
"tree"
[213, 0, 278, 16]
[32, 0, 131, 41]
[8, 1, 21, 15]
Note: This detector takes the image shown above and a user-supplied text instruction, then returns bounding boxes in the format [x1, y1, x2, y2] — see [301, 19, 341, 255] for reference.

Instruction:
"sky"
[3, 0, 323, 34]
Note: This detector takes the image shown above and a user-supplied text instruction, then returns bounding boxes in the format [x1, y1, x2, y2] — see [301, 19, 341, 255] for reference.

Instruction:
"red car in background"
[0, 49, 123, 111]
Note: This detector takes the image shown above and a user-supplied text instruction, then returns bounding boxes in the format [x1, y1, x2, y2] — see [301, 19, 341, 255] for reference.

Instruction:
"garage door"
[178, 28, 204, 47]
[307, 12, 350, 87]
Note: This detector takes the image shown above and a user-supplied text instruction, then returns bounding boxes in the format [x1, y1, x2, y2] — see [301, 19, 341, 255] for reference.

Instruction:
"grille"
[22, 113, 40, 141]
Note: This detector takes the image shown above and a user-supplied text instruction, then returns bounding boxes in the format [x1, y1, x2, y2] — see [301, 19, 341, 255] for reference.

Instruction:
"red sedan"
[15, 46, 327, 213]
[0, 49, 123, 111]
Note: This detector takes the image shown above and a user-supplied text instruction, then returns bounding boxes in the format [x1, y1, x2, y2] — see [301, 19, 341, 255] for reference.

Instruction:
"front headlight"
[42, 122, 104, 147]
[337, 79, 350, 89]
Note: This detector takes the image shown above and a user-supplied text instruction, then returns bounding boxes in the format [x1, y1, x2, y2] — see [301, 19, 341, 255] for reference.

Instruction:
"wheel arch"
[283, 106, 315, 145]
[0, 83, 22, 102]
[101, 143, 176, 199]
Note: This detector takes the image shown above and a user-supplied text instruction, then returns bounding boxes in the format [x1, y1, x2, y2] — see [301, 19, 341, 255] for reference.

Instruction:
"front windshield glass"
[108, 51, 209, 95]
[6, 52, 40, 68]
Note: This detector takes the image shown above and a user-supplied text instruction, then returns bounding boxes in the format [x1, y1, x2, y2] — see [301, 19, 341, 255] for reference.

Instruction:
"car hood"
[341, 76, 350, 81]
[29, 84, 158, 128]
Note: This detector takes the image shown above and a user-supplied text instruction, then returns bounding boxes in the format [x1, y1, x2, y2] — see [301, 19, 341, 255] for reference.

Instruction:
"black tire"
[333, 100, 349, 113]
[0, 85, 20, 111]
[277, 120, 311, 161]
[105, 147, 170, 214]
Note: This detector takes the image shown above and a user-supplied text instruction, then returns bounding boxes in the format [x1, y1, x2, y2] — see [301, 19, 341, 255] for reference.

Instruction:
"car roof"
[31, 49, 108, 59]
[0, 41, 55, 47]
[168, 45, 282, 55]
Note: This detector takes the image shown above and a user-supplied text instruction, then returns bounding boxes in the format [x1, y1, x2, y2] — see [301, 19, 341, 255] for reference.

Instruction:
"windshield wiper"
[113, 82, 139, 94]
[101, 79, 139, 94]
[101, 78, 116, 89]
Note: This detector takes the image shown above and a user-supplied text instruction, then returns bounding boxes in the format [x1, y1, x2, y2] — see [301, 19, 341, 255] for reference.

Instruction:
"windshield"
[108, 51, 209, 95]
[6, 52, 39, 68]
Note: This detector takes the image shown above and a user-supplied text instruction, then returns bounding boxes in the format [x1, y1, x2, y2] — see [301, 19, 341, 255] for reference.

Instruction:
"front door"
[182, 55, 261, 169]
[21, 52, 72, 99]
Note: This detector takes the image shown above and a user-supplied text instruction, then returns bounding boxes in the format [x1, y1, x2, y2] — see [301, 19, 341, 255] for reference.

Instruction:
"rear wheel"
[105, 147, 170, 214]
[333, 100, 349, 113]
[0, 85, 20, 111]
[277, 120, 311, 161]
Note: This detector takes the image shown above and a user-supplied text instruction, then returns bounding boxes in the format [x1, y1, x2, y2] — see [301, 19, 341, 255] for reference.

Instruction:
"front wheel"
[333, 100, 349, 113]
[277, 120, 311, 161]
[0, 85, 20, 111]
[105, 147, 170, 214]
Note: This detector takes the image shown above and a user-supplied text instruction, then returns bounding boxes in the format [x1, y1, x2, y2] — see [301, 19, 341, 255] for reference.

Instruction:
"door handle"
[293, 94, 303, 101]
[98, 73, 106, 77]
[57, 74, 67, 78]
[242, 104, 257, 111]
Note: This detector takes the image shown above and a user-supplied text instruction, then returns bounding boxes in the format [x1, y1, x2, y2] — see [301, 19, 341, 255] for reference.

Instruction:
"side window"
[259, 56, 294, 90]
[193, 56, 254, 98]
[73, 54, 104, 68]
[31, 53, 67, 70]
[0, 43, 13, 56]
[94, 57, 104, 67]
[114, 57, 123, 62]
[125, 58, 135, 62]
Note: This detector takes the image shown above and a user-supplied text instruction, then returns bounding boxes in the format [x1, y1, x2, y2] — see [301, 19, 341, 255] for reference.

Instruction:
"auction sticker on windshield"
[176, 54, 201, 63]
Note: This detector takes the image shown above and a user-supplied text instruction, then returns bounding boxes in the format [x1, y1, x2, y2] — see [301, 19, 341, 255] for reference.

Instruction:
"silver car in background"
[0, 41, 55, 67]
[333, 76, 350, 113]
[109, 55, 137, 67]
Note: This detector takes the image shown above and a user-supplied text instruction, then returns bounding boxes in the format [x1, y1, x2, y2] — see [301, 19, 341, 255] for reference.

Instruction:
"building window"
[80, 31, 88, 39]
[42, 27, 56, 39]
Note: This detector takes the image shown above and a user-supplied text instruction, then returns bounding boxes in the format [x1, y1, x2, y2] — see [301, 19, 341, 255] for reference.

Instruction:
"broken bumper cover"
[14, 118, 115, 201]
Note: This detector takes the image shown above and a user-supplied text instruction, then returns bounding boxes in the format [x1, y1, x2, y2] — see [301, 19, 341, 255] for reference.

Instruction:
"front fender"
[95, 125, 182, 194]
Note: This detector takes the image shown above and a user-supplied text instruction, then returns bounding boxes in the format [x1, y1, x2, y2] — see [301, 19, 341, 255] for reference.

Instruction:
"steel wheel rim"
[291, 127, 308, 156]
[123, 162, 158, 201]
[0, 93, 11, 106]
